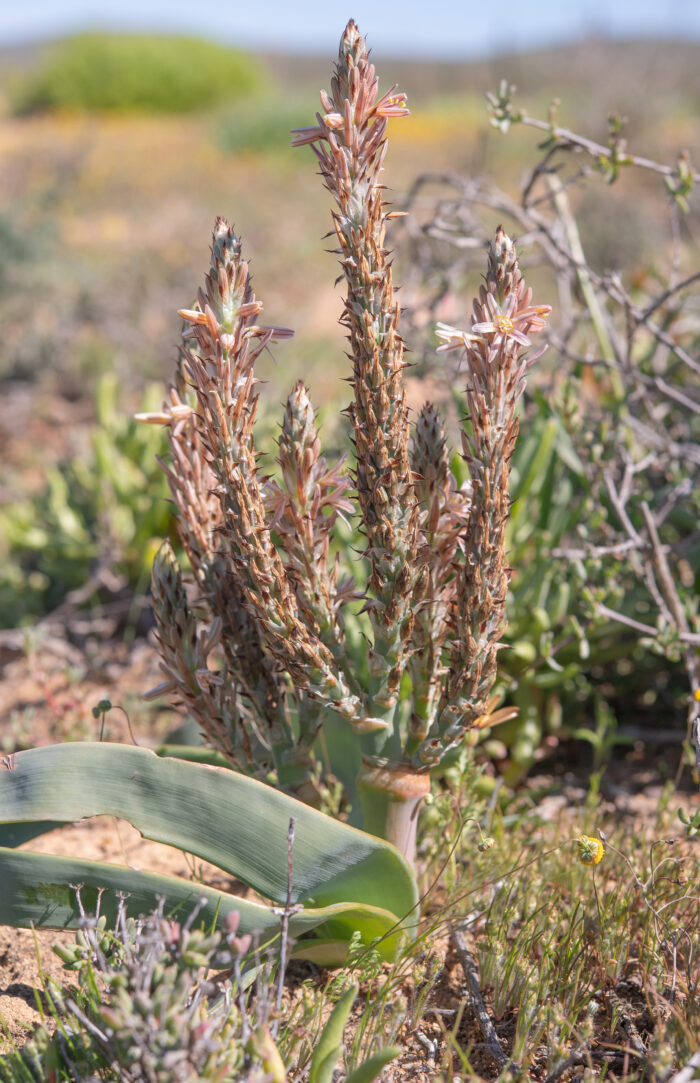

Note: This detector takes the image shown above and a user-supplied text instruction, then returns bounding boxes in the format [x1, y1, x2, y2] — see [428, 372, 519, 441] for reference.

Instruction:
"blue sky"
[1, 0, 699, 57]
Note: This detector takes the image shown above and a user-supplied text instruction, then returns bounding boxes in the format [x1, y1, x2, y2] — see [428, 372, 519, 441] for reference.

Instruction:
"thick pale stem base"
[357, 759, 431, 867]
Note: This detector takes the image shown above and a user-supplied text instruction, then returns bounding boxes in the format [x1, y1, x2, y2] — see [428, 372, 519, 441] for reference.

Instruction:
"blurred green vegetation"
[0, 213, 31, 286]
[217, 95, 311, 155]
[12, 33, 268, 114]
[0, 375, 172, 626]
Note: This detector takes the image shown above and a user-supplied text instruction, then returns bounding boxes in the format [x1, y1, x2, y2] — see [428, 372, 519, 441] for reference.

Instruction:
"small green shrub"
[13, 33, 268, 115]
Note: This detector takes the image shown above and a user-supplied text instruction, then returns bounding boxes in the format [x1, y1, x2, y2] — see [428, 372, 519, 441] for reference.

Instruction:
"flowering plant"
[141, 21, 551, 866]
[0, 20, 551, 976]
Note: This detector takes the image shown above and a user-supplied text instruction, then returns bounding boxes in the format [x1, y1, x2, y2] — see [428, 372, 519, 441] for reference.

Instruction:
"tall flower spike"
[418, 227, 551, 765]
[180, 220, 381, 740]
[408, 403, 471, 746]
[265, 381, 355, 660]
[140, 234, 290, 755]
[175, 225, 295, 736]
[293, 21, 417, 729]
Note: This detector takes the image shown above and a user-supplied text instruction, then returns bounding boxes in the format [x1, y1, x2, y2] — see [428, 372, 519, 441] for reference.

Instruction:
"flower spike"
[417, 227, 551, 764]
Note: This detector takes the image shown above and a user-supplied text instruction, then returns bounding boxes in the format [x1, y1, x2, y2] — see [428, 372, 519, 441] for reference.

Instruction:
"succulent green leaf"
[309, 984, 358, 1083]
[511, 417, 558, 506]
[156, 744, 233, 769]
[345, 1047, 401, 1083]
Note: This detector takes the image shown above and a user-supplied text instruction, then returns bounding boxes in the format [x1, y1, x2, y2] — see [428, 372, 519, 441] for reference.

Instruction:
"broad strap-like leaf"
[0, 848, 407, 961]
[0, 846, 278, 939]
[0, 743, 418, 925]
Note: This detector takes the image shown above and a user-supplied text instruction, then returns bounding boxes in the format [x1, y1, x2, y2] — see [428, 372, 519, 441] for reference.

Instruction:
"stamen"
[495, 313, 514, 335]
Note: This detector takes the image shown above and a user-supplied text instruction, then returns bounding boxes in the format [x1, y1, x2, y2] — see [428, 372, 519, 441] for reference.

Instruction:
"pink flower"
[373, 86, 410, 118]
[471, 294, 551, 348]
[436, 294, 550, 355]
[435, 322, 482, 353]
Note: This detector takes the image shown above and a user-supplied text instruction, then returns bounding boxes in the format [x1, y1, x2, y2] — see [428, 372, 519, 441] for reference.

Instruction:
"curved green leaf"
[0, 846, 277, 937]
[156, 744, 232, 769]
[0, 848, 406, 960]
[0, 744, 418, 946]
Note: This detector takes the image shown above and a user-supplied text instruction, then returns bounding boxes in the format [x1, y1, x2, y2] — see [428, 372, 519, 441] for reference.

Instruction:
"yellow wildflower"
[577, 835, 605, 866]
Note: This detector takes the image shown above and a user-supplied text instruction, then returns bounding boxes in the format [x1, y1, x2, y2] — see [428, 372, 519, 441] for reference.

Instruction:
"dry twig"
[451, 924, 511, 1070]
